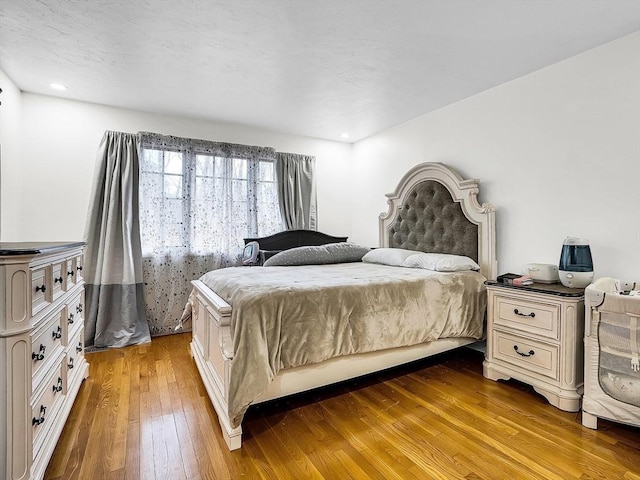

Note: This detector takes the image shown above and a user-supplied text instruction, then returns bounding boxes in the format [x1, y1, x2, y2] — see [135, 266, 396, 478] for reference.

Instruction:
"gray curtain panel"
[275, 152, 317, 230]
[84, 131, 151, 348]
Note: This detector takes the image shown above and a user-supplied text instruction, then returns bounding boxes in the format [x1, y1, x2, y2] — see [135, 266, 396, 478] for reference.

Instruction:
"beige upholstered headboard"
[379, 162, 497, 280]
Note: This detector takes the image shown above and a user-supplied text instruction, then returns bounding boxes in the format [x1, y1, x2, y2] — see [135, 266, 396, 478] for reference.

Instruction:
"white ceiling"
[1, 1, 639, 142]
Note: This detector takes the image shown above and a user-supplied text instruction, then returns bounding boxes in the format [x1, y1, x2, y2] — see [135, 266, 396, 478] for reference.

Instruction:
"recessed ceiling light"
[50, 83, 67, 91]
[340, 133, 349, 139]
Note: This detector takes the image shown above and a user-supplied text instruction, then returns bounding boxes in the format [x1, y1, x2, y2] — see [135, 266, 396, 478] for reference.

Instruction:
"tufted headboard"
[379, 163, 497, 280]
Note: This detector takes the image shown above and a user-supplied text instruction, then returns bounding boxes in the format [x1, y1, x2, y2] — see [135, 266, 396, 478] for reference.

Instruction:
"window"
[137, 133, 289, 336]
[136, 133, 315, 336]
[139, 139, 283, 257]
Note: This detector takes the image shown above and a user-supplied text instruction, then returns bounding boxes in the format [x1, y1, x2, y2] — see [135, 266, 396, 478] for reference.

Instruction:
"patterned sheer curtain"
[138, 132, 283, 335]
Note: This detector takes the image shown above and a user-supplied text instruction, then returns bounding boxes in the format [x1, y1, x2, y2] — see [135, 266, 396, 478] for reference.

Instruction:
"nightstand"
[483, 281, 585, 412]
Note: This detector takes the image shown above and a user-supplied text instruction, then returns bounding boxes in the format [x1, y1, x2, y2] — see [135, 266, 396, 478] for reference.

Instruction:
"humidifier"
[558, 237, 594, 288]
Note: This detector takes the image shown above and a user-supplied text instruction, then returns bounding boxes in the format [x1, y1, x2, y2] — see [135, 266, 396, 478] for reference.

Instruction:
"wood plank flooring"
[45, 333, 640, 480]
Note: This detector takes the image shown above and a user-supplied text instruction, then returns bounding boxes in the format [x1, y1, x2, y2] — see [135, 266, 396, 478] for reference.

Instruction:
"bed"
[185, 162, 497, 450]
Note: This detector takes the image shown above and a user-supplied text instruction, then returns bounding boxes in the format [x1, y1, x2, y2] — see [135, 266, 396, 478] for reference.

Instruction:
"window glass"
[141, 149, 164, 173]
[139, 148, 282, 255]
[163, 175, 183, 199]
[195, 154, 214, 177]
[164, 152, 183, 175]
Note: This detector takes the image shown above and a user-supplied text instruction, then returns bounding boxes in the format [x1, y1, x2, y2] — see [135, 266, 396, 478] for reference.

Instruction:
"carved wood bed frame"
[189, 162, 496, 450]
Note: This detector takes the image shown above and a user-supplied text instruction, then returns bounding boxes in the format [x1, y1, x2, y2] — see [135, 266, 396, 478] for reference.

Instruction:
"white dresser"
[0, 242, 89, 480]
[483, 281, 585, 412]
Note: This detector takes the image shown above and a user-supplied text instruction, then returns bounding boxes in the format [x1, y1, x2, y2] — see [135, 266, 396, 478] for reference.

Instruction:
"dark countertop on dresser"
[0, 241, 86, 256]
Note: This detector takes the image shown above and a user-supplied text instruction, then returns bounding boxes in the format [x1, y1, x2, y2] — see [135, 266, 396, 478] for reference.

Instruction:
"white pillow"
[402, 252, 481, 272]
[361, 248, 418, 266]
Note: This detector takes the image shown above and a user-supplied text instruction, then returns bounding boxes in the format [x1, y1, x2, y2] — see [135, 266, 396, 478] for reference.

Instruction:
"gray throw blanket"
[193, 262, 487, 428]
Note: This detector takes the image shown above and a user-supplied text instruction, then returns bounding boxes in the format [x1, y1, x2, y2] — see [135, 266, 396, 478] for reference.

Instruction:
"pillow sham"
[361, 248, 419, 267]
[402, 252, 480, 272]
[263, 242, 370, 267]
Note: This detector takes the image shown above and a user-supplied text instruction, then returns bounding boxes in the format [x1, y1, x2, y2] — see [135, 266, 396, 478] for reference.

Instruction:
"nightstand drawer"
[492, 330, 559, 380]
[494, 295, 559, 340]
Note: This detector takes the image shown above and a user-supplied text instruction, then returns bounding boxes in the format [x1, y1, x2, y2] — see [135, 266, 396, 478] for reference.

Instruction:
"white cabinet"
[0, 242, 89, 480]
[483, 282, 585, 412]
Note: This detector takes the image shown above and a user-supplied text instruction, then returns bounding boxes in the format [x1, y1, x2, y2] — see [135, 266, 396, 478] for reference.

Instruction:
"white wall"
[352, 32, 640, 280]
[2, 93, 353, 242]
[3, 32, 639, 280]
[0, 69, 23, 239]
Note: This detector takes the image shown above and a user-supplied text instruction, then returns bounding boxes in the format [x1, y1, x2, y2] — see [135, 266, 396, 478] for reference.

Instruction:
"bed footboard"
[189, 279, 242, 450]
[190, 273, 478, 451]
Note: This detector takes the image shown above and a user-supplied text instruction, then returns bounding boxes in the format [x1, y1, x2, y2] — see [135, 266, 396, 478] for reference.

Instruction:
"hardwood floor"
[45, 333, 640, 480]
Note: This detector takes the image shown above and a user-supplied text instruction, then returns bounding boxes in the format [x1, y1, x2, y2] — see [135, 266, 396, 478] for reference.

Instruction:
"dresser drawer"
[31, 357, 65, 460]
[66, 256, 79, 285]
[31, 265, 51, 316]
[492, 330, 559, 381]
[74, 255, 85, 283]
[65, 291, 85, 343]
[31, 307, 65, 385]
[66, 327, 86, 388]
[494, 294, 560, 340]
[51, 260, 66, 299]
[66, 255, 84, 286]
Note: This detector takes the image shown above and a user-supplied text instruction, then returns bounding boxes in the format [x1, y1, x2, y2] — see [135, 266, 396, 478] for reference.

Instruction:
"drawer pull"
[52, 325, 62, 339]
[76, 343, 83, 353]
[514, 345, 535, 357]
[32, 406, 47, 426]
[54, 276, 64, 284]
[76, 304, 83, 313]
[53, 377, 63, 393]
[77, 265, 83, 271]
[514, 308, 535, 318]
[68, 313, 75, 324]
[68, 358, 75, 370]
[68, 270, 75, 277]
[35, 284, 47, 293]
[32, 344, 46, 361]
